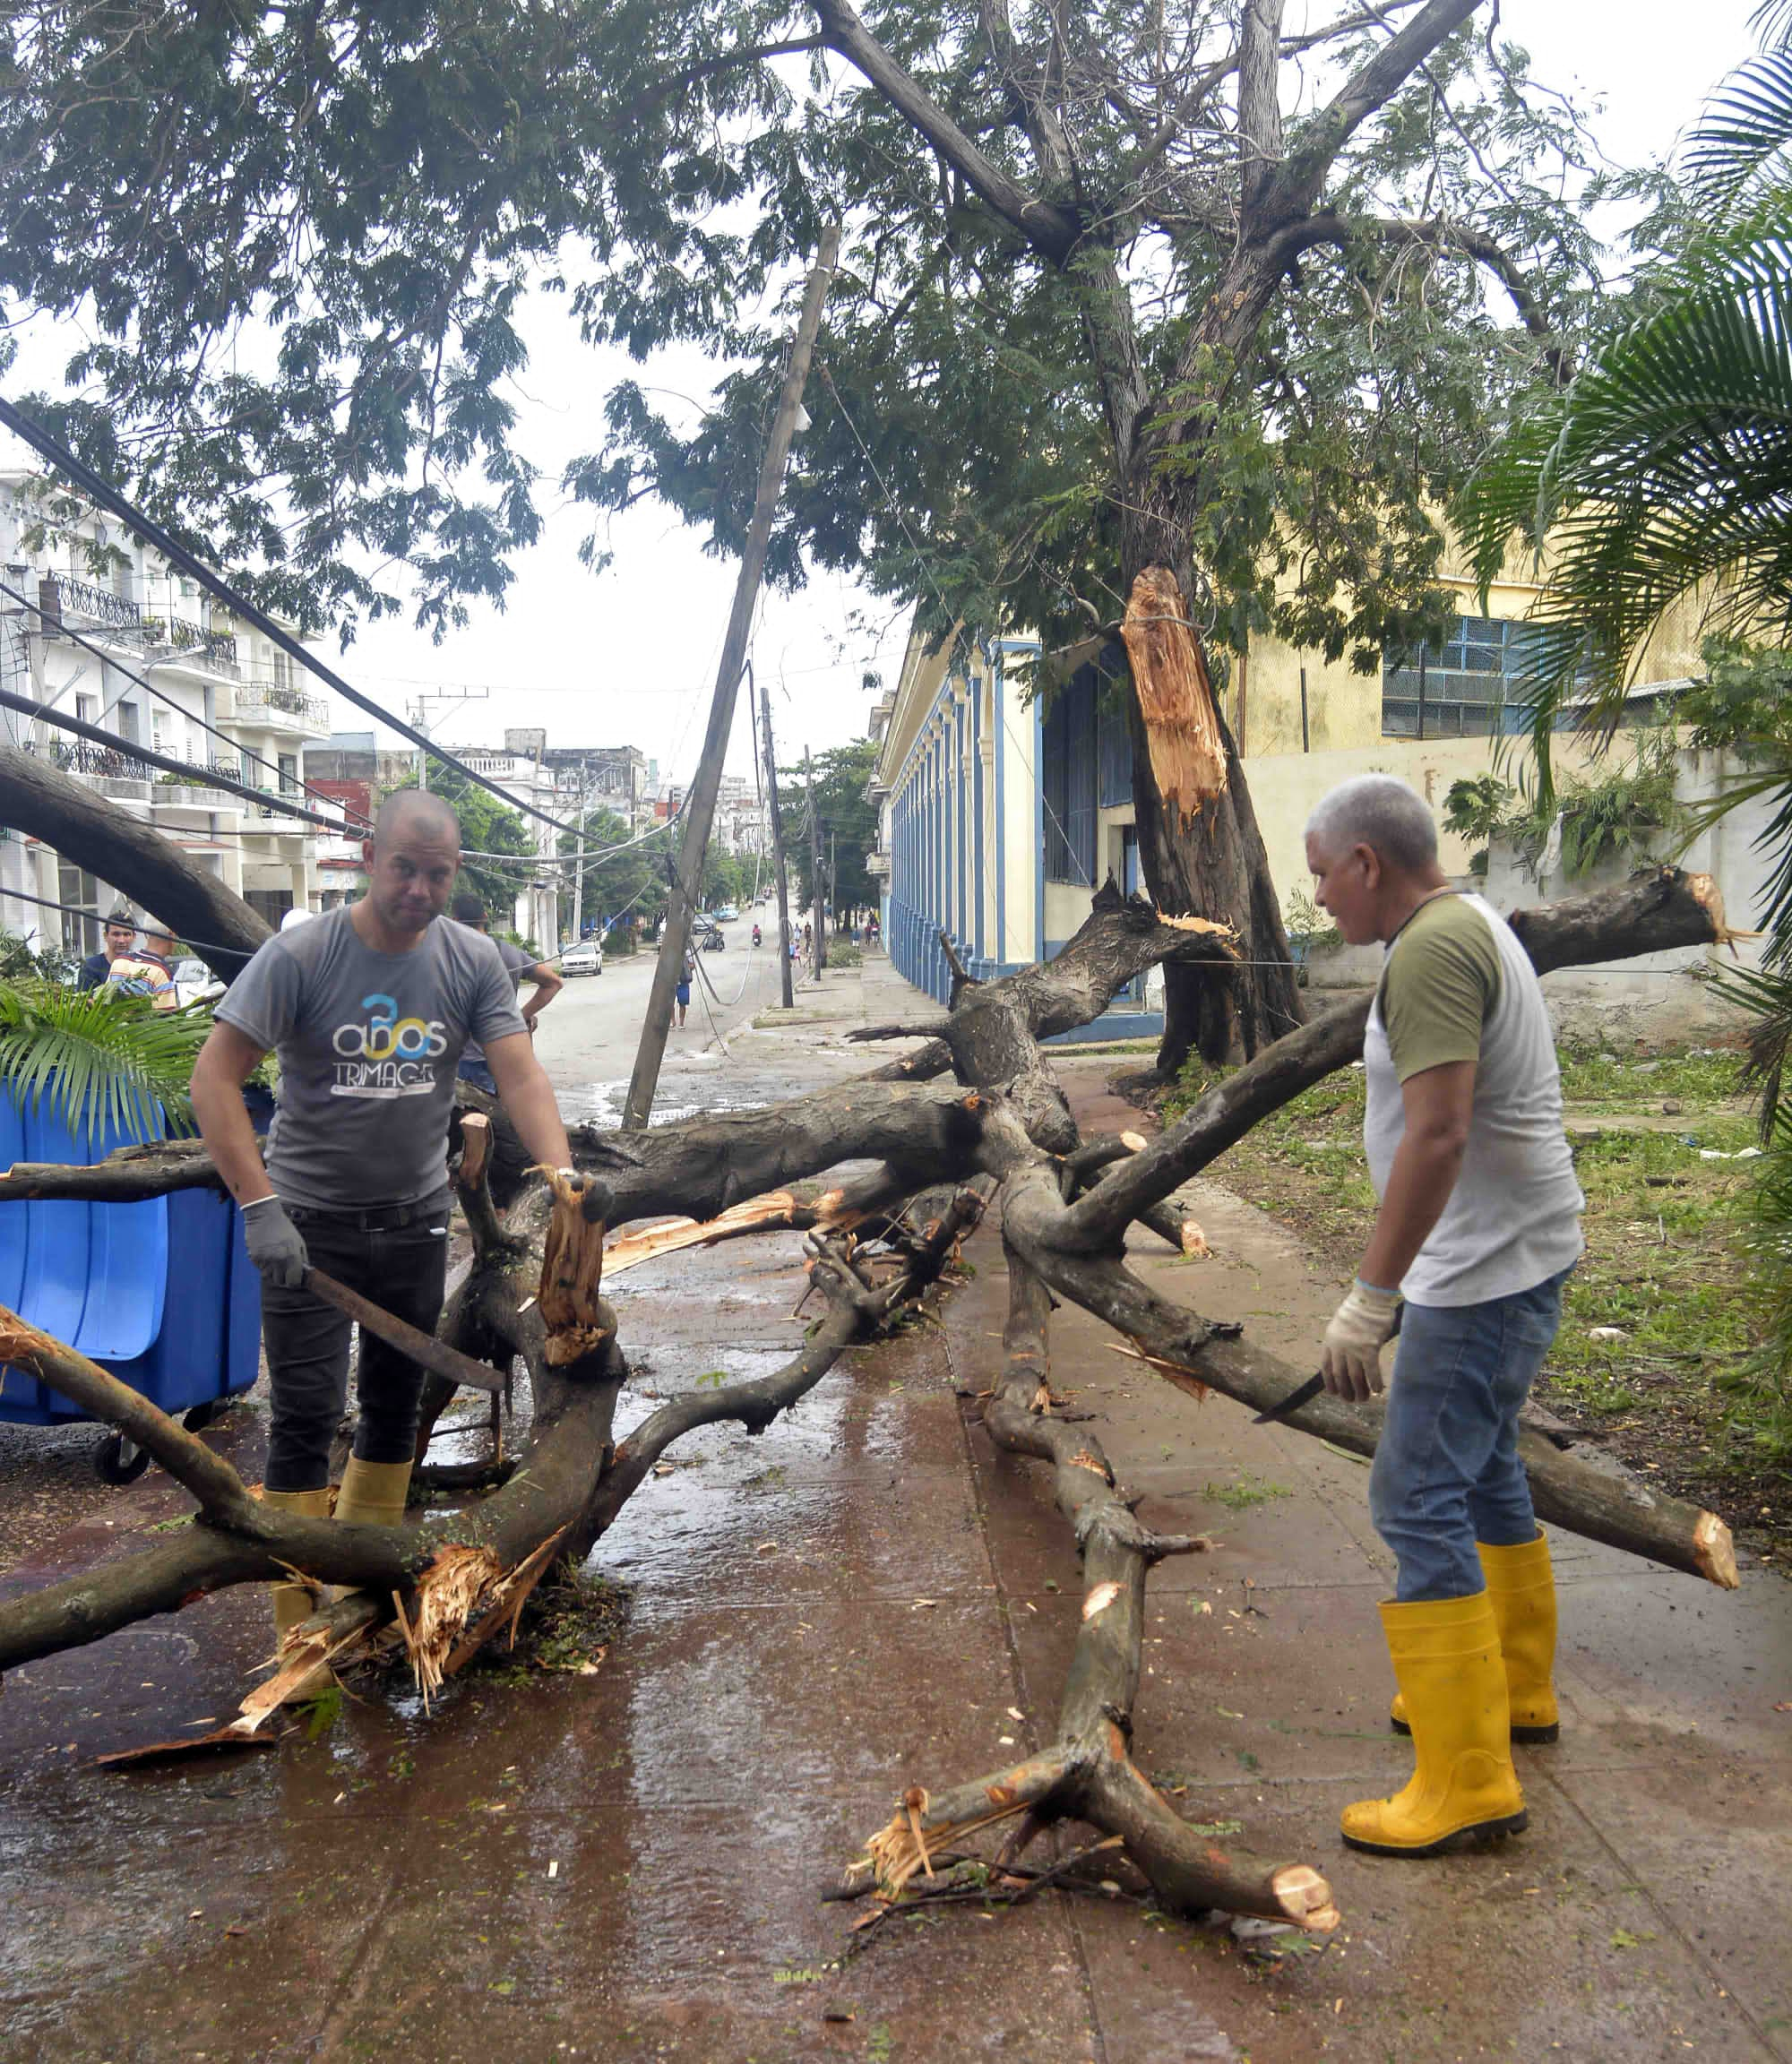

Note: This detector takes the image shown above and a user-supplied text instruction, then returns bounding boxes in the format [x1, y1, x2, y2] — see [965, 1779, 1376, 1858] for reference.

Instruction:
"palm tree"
[1454, 2, 1792, 1453]
[0, 966, 213, 1144]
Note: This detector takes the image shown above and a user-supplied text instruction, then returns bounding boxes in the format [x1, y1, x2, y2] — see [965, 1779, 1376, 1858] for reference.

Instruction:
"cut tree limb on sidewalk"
[0, 848, 1740, 1936]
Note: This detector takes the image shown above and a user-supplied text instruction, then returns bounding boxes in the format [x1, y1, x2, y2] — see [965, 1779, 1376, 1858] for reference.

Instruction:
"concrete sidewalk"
[0, 992, 1788, 2061]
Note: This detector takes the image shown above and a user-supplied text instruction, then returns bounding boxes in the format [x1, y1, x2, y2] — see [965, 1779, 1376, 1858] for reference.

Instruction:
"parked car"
[174, 957, 225, 1004]
[561, 939, 604, 977]
[712, 905, 738, 923]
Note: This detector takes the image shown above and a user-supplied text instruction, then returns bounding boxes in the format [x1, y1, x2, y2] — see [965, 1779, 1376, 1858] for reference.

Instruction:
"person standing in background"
[78, 907, 138, 990]
[450, 892, 564, 1092]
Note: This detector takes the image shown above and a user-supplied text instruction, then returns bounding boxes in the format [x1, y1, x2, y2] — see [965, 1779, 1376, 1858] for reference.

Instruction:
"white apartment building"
[458, 731, 563, 949]
[0, 470, 340, 954]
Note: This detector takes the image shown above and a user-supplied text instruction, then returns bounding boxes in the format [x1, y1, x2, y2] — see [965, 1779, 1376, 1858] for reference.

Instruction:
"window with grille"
[1381, 615, 1552, 738]
[56, 860, 99, 953]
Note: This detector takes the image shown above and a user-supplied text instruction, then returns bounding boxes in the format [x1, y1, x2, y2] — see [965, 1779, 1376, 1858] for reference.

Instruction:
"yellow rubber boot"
[1343, 1592, 1527, 1857]
[265, 1486, 333, 1699]
[333, 1456, 413, 1531]
[1477, 1530, 1560, 1742]
[1390, 1530, 1561, 1743]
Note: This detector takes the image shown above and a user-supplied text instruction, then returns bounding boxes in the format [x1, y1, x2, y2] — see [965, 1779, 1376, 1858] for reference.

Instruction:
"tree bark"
[1116, 565, 1304, 1073]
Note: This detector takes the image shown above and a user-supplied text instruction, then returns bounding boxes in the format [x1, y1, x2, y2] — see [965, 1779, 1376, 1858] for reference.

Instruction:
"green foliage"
[1553, 728, 1686, 879]
[1443, 772, 1515, 874]
[1472, 731, 1684, 882]
[1728, 1110, 1792, 1458]
[559, 805, 672, 936]
[1456, 13, 1792, 821]
[1, 2, 1617, 680]
[1281, 888, 1341, 957]
[384, 764, 533, 914]
[0, 978, 211, 1143]
[1676, 638, 1792, 761]
[0, 929, 79, 985]
[1443, 774, 1513, 846]
[1202, 1474, 1293, 1514]
[780, 739, 879, 916]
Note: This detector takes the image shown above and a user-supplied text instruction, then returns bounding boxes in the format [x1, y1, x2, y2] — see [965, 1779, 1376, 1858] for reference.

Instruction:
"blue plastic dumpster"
[0, 1081, 261, 1483]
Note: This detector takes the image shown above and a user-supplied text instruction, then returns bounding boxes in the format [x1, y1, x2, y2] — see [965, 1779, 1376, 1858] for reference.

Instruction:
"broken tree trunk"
[835, 856, 1736, 1939]
[1117, 565, 1305, 1072]
[0, 823, 1742, 1945]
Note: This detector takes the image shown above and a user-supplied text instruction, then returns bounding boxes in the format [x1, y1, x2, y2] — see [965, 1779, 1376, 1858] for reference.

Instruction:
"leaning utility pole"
[622, 222, 840, 1130]
[762, 680, 795, 1010]
[806, 746, 827, 978]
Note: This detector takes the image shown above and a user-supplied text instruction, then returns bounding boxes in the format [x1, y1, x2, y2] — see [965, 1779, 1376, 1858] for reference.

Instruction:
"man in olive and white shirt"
[192, 790, 573, 1652]
[1305, 775, 1582, 1860]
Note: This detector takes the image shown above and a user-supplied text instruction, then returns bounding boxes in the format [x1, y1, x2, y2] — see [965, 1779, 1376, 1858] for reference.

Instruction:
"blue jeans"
[1369, 1268, 1572, 1602]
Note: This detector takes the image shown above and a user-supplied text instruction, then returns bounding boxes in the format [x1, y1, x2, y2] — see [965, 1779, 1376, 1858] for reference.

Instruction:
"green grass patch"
[1202, 1473, 1294, 1512]
[1555, 1039, 1746, 1111]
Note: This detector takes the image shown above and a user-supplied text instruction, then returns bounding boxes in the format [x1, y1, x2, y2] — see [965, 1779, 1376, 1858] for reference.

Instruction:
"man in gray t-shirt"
[190, 790, 574, 1665]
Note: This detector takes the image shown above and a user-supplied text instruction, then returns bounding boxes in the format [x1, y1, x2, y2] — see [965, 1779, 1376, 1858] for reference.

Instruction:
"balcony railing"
[49, 738, 137, 779]
[45, 573, 142, 632]
[233, 681, 328, 730]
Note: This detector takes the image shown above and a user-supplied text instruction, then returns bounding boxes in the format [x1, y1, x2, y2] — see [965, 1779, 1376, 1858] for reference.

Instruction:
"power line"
[0, 882, 271, 963]
[0, 576, 377, 832]
[0, 392, 582, 840]
[0, 684, 350, 830]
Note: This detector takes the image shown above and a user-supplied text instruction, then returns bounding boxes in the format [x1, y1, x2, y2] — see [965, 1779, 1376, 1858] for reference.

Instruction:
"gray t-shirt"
[217, 905, 526, 1208]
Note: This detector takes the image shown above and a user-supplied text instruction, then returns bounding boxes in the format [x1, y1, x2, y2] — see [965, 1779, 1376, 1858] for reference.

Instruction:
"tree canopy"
[4, 1, 1644, 663]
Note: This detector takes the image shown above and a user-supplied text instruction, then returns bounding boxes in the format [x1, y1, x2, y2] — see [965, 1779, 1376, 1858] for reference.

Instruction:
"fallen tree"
[0, 841, 1743, 1933]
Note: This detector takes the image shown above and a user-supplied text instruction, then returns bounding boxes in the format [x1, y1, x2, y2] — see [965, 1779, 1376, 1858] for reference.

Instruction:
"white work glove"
[242, 1194, 309, 1288]
[1320, 1279, 1400, 1403]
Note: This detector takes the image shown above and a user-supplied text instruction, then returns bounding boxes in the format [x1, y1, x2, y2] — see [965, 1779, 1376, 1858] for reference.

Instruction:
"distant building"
[0, 469, 340, 952]
[542, 744, 648, 828]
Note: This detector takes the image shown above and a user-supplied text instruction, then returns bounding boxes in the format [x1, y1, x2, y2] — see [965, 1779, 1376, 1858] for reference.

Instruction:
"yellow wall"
[1238, 566, 1710, 761]
[1241, 731, 1609, 909]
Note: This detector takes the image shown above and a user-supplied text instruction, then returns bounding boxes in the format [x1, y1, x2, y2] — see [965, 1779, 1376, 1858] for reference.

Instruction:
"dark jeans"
[260, 1195, 452, 1492]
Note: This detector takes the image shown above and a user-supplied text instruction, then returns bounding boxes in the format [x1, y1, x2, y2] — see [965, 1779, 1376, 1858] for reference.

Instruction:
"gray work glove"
[242, 1194, 309, 1288]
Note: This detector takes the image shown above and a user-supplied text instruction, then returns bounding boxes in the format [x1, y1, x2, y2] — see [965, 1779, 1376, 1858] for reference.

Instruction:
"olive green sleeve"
[1380, 899, 1503, 1083]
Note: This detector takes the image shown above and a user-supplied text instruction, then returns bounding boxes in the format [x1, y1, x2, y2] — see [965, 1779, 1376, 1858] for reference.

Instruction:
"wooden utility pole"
[621, 222, 840, 1130]
[805, 746, 827, 977]
[762, 680, 795, 1009]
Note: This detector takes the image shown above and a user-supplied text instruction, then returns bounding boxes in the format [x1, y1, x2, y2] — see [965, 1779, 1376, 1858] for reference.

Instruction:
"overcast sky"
[4, 0, 1766, 794]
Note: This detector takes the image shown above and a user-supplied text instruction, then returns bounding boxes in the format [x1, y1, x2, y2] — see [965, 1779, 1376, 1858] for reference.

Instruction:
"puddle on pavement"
[558, 1079, 768, 1127]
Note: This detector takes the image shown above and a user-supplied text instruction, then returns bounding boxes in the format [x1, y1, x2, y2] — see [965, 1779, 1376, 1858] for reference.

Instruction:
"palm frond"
[0, 980, 211, 1146]
[1459, 218, 1792, 807]
[1687, 48, 1792, 201]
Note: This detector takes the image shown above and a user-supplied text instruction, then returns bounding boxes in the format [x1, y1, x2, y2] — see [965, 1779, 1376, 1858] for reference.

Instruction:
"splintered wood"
[601, 1189, 857, 1278]
[535, 1165, 613, 1365]
[399, 1544, 506, 1706]
[864, 1785, 1030, 1898]
[1120, 566, 1228, 830]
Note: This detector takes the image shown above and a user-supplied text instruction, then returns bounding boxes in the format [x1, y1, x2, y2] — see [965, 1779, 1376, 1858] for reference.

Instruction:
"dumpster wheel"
[95, 1432, 151, 1485]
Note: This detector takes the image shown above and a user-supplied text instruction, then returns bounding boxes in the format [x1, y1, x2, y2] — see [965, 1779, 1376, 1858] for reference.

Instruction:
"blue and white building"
[868, 626, 1162, 1037]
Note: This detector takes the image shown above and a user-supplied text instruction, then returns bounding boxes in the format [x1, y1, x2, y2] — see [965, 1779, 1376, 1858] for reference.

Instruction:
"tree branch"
[1254, 0, 1483, 230]
[811, 0, 1081, 263]
[1275, 211, 1571, 383]
[1055, 867, 1731, 1250]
